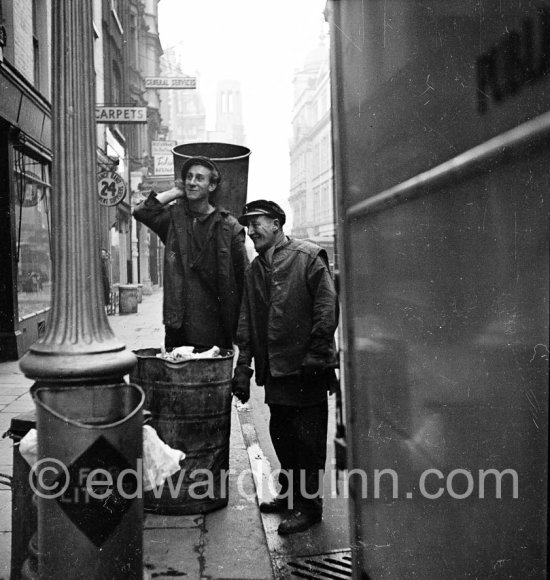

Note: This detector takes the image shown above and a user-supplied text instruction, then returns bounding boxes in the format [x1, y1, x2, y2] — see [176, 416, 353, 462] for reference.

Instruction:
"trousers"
[268, 400, 328, 515]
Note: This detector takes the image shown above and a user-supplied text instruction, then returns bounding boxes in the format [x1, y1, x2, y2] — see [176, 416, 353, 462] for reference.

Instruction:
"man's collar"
[258, 234, 288, 265]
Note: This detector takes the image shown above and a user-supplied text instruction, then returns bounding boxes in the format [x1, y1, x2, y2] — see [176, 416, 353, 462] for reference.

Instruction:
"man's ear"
[208, 182, 216, 192]
[272, 218, 280, 231]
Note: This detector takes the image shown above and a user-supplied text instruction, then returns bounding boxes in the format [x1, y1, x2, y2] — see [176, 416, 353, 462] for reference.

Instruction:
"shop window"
[14, 151, 52, 320]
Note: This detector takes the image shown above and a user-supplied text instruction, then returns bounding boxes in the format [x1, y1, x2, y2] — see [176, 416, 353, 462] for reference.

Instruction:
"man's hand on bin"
[302, 352, 340, 394]
[301, 352, 326, 376]
[232, 365, 253, 403]
[301, 352, 338, 377]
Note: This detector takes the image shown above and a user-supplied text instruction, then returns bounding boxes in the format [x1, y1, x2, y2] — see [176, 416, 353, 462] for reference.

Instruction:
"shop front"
[0, 64, 52, 361]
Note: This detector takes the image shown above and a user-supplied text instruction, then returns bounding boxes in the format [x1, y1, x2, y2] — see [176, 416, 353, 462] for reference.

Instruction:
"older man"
[233, 200, 339, 535]
[133, 156, 248, 350]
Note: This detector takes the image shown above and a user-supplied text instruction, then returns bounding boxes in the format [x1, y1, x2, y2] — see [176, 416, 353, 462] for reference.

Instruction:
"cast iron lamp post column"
[20, 3, 136, 382]
[19, 1, 140, 577]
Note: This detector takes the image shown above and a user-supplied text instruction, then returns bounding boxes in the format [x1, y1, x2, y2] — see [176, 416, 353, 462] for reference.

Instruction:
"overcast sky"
[157, 0, 329, 231]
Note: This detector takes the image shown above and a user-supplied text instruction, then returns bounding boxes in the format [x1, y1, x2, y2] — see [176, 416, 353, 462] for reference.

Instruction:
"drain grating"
[273, 549, 352, 579]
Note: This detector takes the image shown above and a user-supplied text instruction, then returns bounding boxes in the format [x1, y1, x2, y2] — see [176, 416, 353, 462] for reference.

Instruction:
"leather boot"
[259, 497, 288, 514]
[277, 510, 322, 535]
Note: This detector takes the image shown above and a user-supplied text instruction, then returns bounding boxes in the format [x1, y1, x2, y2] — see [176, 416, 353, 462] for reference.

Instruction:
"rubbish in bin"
[19, 429, 38, 467]
[142, 425, 185, 491]
[157, 344, 222, 363]
[19, 426, 186, 492]
[5, 412, 36, 580]
[131, 347, 234, 514]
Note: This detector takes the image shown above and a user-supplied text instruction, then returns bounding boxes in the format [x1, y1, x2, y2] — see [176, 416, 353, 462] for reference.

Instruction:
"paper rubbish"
[18, 425, 185, 492]
[142, 424, 185, 491]
[157, 345, 221, 363]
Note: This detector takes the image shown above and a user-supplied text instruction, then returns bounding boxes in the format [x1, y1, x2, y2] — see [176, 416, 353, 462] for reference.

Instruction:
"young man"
[133, 156, 248, 350]
[233, 199, 339, 535]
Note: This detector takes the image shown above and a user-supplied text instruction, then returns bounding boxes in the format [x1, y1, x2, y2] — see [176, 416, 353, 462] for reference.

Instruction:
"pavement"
[0, 289, 274, 580]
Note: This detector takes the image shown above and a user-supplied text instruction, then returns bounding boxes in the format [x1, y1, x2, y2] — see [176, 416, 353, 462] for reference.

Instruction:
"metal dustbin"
[172, 142, 251, 219]
[118, 284, 138, 314]
[130, 348, 234, 515]
[6, 412, 36, 580]
[32, 383, 144, 579]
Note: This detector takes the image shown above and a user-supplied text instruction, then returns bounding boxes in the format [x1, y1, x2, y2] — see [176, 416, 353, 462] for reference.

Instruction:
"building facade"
[288, 39, 334, 244]
[0, 0, 163, 360]
[159, 46, 207, 145]
[0, 0, 52, 360]
[96, 0, 163, 294]
[208, 79, 246, 145]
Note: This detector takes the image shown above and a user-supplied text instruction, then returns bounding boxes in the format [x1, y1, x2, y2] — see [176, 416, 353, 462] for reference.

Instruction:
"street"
[0, 289, 351, 579]
[115, 288, 352, 576]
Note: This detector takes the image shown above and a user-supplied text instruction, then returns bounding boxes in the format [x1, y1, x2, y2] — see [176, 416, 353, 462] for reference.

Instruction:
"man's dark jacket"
[133, 193, 248, 342]
[236, 237, 338, 385]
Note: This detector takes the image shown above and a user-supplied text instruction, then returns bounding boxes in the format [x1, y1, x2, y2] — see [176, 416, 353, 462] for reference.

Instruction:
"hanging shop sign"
[145, 77, 196, 89]
[95, 106, 147, 123]
[97, 171, 127, 206]
[151, 140, 177, 156]
[153, 155, 174, 176]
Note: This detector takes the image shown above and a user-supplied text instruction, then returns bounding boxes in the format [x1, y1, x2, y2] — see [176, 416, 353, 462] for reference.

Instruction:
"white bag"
[19, 426, 186, 492]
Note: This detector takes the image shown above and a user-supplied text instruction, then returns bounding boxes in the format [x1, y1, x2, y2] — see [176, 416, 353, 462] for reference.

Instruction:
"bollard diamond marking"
[54, 436, 138, 547]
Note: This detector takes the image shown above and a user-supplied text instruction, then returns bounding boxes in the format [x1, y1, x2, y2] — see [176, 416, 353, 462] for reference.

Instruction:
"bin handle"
[31, 384, 145, 430]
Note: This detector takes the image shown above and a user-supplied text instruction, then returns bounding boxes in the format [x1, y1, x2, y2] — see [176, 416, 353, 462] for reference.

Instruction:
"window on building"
[321, 135, 329, 168]
[313, 185, 321, 222]
[313, 143, 320, 177]
[31, 0, 40, 90]
[130, 15, 138, 69]
[320, 182, 330, 221]
[112, 61, 122, 104]
[14, 152, 52, 320]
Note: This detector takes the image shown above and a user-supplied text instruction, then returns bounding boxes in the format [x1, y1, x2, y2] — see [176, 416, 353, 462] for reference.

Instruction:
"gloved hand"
[232, 365, 253, 403]
[301, 352, 330, 378]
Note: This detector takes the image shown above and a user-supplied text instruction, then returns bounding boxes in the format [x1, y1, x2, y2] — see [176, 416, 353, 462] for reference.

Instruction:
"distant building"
[288, 38, 334, 242]
[159, 46, 207, 145]
[208, 79, 246, 146]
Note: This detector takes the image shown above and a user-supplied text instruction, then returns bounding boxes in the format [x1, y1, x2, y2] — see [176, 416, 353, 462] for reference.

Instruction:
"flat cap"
[180, 156, 221, 183]
[238, 199, 286, 226]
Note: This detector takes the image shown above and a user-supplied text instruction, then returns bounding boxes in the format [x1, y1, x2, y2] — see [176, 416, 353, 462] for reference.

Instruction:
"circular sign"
[97, 171, 126, 206]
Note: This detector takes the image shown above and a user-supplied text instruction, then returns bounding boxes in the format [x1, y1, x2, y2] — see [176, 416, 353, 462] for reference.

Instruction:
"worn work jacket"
[236, 237, 339, 385]
[133, 193, 248, 344]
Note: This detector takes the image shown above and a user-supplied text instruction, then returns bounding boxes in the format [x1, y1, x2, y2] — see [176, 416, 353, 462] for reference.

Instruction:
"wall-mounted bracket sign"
[96, 106, 147, 123]
[145, 77, 196, 89]
[97, 171, 127, 206]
